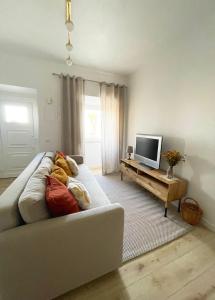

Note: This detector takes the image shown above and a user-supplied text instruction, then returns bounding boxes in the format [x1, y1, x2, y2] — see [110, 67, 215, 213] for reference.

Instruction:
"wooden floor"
[0, 178, 15, 195]
[55, 225, 215, 300]
[1, 179, 215, 300]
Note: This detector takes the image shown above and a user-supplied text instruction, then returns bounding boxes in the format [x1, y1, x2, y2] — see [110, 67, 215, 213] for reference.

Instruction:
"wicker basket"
[181, 197, 203, 225]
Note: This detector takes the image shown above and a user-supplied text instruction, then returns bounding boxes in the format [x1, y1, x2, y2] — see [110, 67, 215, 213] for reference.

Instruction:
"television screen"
[134, 134, 163, 169]
[136, 137, 159, 161]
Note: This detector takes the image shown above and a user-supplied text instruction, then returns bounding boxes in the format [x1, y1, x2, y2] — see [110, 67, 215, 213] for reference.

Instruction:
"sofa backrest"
[0, 152, 45, 233]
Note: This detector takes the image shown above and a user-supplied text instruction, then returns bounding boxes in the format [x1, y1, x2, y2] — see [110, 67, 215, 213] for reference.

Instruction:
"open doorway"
[84, 95, 102, 174]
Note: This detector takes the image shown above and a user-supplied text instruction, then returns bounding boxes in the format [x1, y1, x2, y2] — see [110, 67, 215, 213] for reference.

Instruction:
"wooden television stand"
[120, 159, 187, 217]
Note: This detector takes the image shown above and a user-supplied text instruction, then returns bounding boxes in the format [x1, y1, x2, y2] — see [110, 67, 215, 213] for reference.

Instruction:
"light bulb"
[66, 42, 73, 51]
[65, 20, 74, 32]
[66, 33, 73, 51]
[66, 56, 73, 66]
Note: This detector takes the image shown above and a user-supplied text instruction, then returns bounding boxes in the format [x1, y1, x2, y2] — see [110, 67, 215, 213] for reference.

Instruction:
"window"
[4, 105, 29, 123]
[84, 96, 102, 170]
[84, 96, 101, 142]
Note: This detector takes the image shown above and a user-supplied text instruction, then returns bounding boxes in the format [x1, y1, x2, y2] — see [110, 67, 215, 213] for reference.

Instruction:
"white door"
[0, 85, 39, 178]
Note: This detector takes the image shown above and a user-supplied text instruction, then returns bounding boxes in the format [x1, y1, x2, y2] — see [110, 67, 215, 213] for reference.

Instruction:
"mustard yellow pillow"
[51, 165, 68, 185]
[55, 157, 72, 176]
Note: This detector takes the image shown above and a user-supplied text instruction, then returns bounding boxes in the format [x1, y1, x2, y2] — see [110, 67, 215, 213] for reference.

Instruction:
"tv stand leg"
[178, 198, 181, 213]
[164, 202, 168, 217]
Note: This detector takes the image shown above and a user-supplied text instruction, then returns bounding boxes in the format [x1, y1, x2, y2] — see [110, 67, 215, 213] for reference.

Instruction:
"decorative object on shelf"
[65, 0, 74, 66]
[181, 197, 203, 225]
[166, 165, 174, 179]
[127, 146, 133, 160]
[162, 150, 186, 179]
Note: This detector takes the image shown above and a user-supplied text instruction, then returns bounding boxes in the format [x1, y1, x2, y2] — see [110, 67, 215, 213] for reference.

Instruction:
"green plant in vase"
[162, 150, 186, 179]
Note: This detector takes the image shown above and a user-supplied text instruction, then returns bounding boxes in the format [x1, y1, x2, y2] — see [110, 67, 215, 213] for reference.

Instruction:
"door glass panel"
[4, 105, 29, 123]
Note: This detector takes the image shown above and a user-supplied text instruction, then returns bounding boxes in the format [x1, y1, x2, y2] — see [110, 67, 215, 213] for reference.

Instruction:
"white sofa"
[0, 152, 124, 300]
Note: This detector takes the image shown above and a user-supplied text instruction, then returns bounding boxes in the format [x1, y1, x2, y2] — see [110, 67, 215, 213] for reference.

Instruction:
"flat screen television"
[134, 134, 163, 169]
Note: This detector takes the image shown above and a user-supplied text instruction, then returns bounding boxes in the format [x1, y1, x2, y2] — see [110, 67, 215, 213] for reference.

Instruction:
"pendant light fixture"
[66, 56, 73, 66]
[65, 0, 74, 31]
[65, 0, 74, 66]
[66, 32, 73, 52]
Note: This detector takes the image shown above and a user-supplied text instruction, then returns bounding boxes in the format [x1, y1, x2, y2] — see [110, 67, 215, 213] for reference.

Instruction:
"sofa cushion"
[46, 176, 80, 217]
[66, 156, 79, 176]
[18, 157, 53, 224]
[55, 157, 72, 176]
[55, 151, 66, 160]
[51, 165, 68, 185]
[44, 152, 55, 161]
[0, 152, 46, 232]
[67, 177, 91, 209]
[76, 165, 110, 209]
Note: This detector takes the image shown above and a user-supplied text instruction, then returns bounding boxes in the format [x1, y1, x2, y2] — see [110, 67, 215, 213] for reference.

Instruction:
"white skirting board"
[202, 217, 215, 232]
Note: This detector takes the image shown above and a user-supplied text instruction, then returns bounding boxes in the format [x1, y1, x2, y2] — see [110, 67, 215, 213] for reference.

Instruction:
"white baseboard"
[201, 217, 215, 232]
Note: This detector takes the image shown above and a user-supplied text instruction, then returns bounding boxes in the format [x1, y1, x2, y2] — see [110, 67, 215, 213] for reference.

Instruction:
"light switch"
[47, 98, 53, 104]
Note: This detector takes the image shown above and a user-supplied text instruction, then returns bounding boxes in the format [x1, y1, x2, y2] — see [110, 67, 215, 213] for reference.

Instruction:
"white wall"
[0, 52, 128, 152]
[128, 26, 215, 230]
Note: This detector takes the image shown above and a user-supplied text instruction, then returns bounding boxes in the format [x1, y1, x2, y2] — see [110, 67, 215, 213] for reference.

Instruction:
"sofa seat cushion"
[76, 165, 110, 209]
[18, 157, 53, 224]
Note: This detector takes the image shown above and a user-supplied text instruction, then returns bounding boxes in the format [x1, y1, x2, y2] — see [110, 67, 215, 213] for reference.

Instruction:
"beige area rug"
[95, 173, 192, 262]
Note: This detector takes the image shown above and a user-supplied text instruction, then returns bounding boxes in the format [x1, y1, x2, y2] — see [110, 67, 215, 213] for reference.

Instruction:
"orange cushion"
[51, 165, 68, 185]
[45, 176, 80, 217]
[55, 151, 65, 161]
[55, 157, 72, 176]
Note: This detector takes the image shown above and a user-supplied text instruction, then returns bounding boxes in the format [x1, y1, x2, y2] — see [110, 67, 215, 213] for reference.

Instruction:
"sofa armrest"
[69, 155, 84, 164]
[0, 203, 124, 300]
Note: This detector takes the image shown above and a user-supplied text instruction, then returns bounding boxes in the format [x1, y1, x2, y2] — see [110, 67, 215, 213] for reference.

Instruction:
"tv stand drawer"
[136, 175, 168, 201]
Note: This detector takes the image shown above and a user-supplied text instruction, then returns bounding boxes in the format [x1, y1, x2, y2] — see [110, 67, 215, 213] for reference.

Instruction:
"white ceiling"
[0, 0, 214, 75]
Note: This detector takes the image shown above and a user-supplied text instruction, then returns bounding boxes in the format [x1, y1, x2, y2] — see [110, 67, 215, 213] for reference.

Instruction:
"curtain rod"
[52, 72, 127, 87]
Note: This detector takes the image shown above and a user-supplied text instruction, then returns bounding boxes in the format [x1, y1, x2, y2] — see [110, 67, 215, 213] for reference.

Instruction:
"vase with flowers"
[162, 150, 186, 179]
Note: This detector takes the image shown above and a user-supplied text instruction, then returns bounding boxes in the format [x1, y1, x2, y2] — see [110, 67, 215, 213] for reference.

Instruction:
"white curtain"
[100, 83, 127, 175]
[61, 75, 84, 155]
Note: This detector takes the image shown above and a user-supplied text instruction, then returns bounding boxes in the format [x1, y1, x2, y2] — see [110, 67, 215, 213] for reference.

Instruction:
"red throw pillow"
[45, 176, 80, 217]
